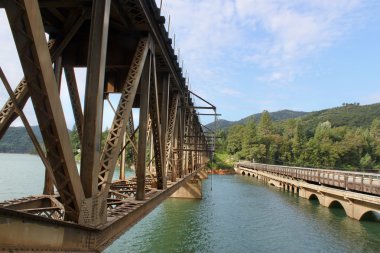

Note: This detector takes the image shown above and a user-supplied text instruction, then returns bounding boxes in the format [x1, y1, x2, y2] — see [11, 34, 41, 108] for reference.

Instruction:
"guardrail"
[237, 162, 380, 196]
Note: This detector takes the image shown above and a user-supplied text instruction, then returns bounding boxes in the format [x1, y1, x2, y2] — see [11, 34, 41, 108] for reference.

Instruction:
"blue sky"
[162, 0, 380, 124]
[0, 0, 380, 128]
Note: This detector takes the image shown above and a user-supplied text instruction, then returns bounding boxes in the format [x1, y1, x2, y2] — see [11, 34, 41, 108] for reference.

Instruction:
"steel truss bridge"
[0, 0, 216, 251]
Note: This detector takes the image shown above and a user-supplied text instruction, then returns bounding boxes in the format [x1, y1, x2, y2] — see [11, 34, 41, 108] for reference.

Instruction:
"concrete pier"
[170, 175, 202, 199]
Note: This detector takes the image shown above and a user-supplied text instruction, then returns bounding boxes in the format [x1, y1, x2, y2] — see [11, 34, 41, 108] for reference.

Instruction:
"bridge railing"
[237, 161, 380, 196]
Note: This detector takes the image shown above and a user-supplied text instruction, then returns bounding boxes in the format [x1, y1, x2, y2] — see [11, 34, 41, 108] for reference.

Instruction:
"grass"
[208, 152, 236, 170]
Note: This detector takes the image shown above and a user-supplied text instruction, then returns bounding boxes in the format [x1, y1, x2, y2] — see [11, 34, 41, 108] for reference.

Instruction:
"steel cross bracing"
[0, 0, 215, 251]
[165, 93, 180, 179]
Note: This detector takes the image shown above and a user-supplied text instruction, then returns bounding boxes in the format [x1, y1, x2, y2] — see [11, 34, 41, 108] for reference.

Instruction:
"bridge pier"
[171, 170, 207, 199]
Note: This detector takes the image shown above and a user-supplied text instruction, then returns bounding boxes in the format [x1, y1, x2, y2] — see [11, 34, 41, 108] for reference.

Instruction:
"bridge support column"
[171, 175, 202, 199]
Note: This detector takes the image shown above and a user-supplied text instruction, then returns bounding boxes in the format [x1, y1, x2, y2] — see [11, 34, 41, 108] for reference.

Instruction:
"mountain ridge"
[207, 103, 380, 131]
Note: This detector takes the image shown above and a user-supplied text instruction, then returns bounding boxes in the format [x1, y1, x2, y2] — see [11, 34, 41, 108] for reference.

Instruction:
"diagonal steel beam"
[5, 0, 84, 222]
[64, 66, 84, 145]
[0, 39, 54, 139]
[0, 9, 88, 139]
[98, 37, 151, 195]
[165, 94, 179, 181]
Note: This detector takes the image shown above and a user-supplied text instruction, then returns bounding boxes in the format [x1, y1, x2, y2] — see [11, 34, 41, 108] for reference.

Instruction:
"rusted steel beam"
[136, 53, 152, 200]
[0, 9, 88, 139]
[138, 0, 185, 95]
[5, 0, 84, 222]
[0, 40, 55, 139]
[80, 0, 111, 198]
[99, 37, 151, 195]
[149, 54, 165, 189]
[127, 112, 138, 168]
[64, 66, 84, 145]
[165, 94, 179, 181]
[160, 74, 170, 175]
[119, 131, 127, 180]
[0, 172, 199, 252]
[172, 108, 180, 181]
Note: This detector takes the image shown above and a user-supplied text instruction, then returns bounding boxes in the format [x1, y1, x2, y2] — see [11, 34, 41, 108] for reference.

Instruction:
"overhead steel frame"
[0, 0, 213, 237]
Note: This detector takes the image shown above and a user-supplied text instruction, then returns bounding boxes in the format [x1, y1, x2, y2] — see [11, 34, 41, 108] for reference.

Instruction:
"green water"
[1, 154, 380, 252]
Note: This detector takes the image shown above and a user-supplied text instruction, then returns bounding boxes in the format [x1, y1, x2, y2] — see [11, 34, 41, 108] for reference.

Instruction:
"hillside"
[0, 126, 43, 154]
[299, 103, 380, 132]
[209, 110, 309, 130]
[209, 103, 380, 132]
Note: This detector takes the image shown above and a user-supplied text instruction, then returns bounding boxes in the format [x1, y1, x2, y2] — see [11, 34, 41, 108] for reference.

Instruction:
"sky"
[0, 0, 380, 128]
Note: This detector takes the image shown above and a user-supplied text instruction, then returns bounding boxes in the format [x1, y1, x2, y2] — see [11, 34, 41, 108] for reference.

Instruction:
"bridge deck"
[238, 162, 380, 196]
[0, 171, 201, 252]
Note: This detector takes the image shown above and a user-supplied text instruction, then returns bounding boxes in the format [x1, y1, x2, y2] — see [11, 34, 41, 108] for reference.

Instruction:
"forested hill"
[209, 110, 309, 130]
[0, 126, 42, 154]
[216, 102, 380, 171]
[301, 103, 380, 132]
[209, 103, 380, 131]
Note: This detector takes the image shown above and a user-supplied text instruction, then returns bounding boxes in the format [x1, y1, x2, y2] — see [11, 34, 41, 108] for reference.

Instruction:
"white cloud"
[235, 0, 367, 82]
[162, 0, 374, 89]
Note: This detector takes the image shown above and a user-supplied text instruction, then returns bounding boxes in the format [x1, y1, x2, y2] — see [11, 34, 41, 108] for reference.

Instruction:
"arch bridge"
[0, 0, 216, 251]
[236, 162, 380, 221]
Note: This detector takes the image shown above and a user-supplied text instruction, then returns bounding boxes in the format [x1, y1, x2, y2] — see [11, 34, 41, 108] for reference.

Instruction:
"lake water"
[1, 153, 380, 252]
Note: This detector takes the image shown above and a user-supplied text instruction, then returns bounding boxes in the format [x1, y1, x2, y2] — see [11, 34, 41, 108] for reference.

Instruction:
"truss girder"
[99, 37, 152, 195]
[4, 0, 84, 222]
[0, 8, 88, 138]
[149, 53, 165, 189]
[165, 94, 179, 180]
[0, 40, 54, 139]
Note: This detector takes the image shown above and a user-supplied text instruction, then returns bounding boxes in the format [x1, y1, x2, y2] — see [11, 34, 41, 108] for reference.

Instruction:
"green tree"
[360, 153, 374, 169]
[226, 125, 244, 155]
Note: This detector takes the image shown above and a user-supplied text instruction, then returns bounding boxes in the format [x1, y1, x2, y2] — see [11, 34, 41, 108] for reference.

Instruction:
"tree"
[360, 153, 374, 169]
[226, 125, 244, 155]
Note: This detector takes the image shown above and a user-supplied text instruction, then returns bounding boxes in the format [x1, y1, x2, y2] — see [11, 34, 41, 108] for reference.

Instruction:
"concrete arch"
[355, 208, 380, 221]
[358, 210, 380, 221]
[242, 171, 245, 175]
[305, 192, 323, 204]
[247, 173, 251, 176]
[326, 200, 351, 218]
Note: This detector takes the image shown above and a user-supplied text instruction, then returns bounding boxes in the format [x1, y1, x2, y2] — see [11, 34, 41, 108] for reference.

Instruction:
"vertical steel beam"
[160, 74, 170, 173]
[119, 131, 127, 180]
[54, 56, 63, 91]
[80, 0, 111, 198]
[5, 0, 84, 222]
[136, 54, 152, 200]
[177, 107, 184, 178]
[127, 112, 137, 168]
[172, 109, 180, 181]
[149, 54, 165, 189]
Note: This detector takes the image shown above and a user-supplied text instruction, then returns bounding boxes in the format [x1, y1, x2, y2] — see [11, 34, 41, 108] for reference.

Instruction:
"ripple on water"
[105, 174, 380, 253]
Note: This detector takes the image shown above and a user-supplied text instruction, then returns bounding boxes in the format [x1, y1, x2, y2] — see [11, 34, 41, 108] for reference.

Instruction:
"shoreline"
[208, 169, 236, 175]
